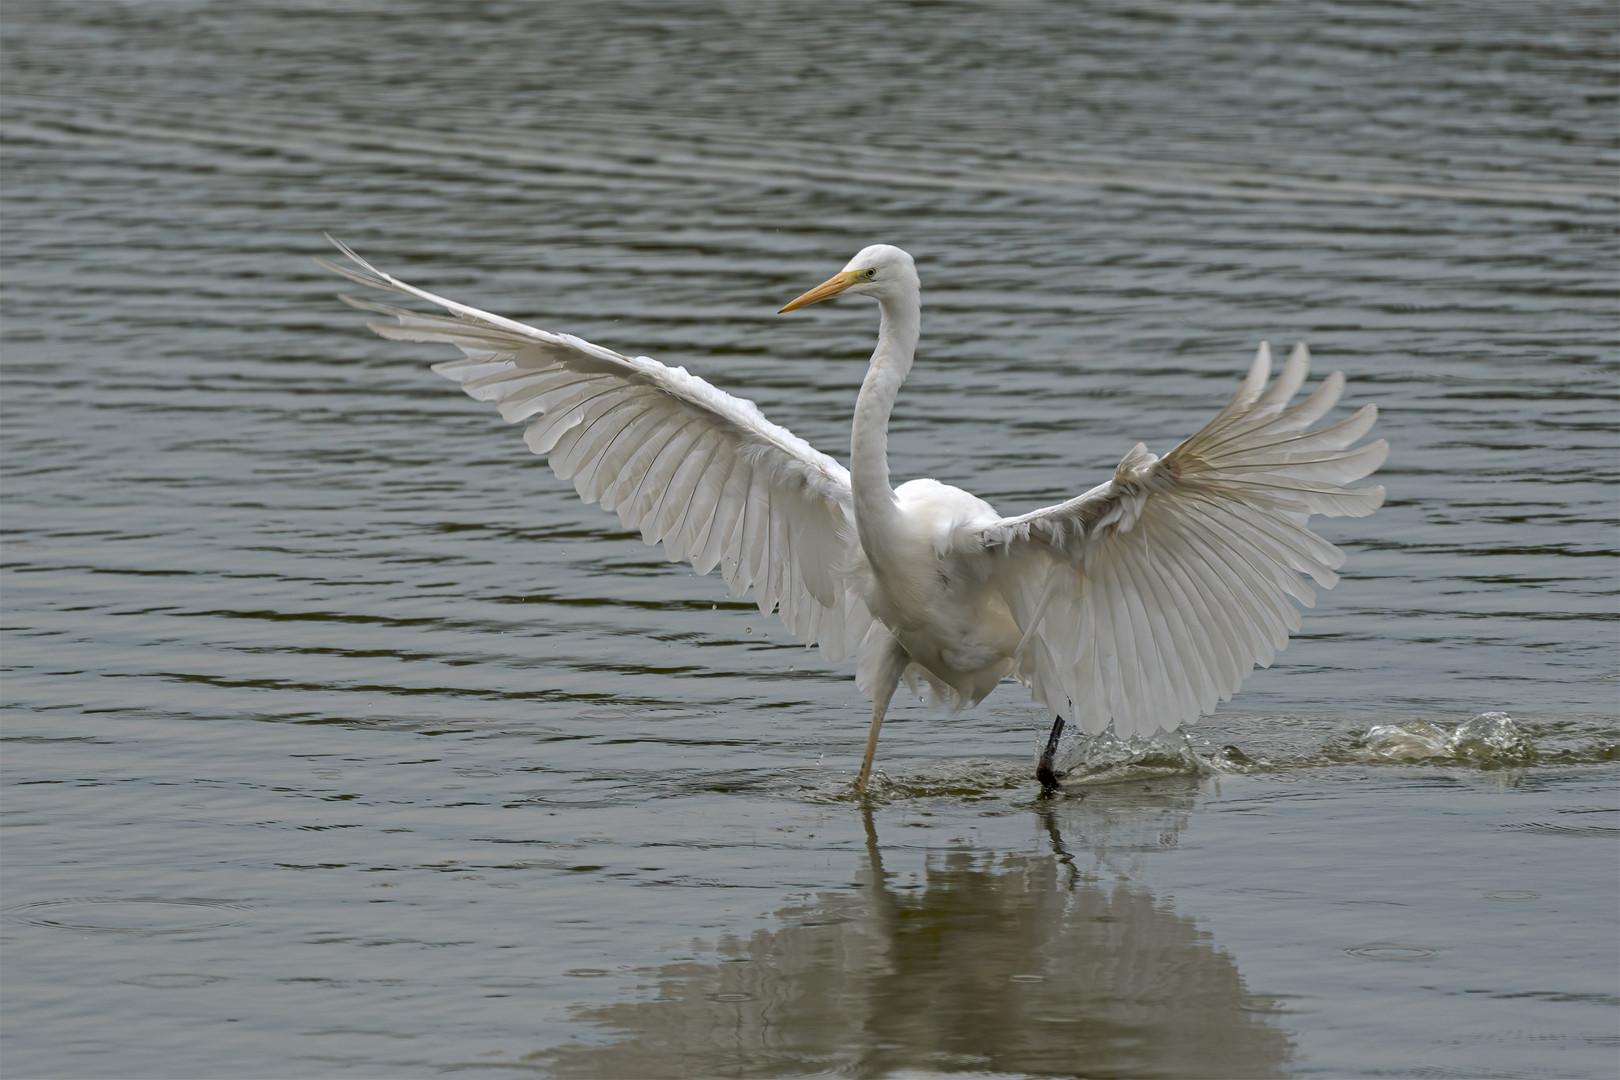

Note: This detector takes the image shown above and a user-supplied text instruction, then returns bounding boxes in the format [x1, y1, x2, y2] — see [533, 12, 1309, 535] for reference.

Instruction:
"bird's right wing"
[317, 238, 873, 660]
[968, 343, 1386, 738]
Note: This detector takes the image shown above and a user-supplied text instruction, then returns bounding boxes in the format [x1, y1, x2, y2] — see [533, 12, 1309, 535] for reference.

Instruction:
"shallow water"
[2, 2, 1616, 1077]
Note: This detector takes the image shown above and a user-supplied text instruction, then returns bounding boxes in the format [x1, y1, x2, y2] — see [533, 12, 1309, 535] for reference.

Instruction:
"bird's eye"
[864, 267, 877, 279]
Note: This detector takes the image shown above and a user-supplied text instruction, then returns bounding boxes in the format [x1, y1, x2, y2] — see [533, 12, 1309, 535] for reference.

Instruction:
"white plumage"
[319, 239, 1386, 791]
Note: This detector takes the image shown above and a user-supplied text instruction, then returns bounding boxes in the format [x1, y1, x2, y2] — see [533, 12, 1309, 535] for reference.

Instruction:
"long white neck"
[850, 288, 920, 535]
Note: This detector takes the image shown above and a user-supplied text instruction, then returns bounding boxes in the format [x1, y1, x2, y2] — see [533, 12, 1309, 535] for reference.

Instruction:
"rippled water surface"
[4, 3, 1616, 1077]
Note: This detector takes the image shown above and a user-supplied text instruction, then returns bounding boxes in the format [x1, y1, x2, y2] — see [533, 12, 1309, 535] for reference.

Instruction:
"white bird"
[318, 239, 1386, 793]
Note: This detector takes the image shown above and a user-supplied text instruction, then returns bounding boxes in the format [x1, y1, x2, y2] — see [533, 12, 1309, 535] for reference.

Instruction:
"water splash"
[1352, 712, 1536, 767]
[813, 712, 1596, 801]
[1052, 728, 1212, 784]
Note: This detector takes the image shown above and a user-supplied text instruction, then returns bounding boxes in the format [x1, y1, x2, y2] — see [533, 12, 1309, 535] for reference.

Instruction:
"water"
[3, 2, 1616, 1076]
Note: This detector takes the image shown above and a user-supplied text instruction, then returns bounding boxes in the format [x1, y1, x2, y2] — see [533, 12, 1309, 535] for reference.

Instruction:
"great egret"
[318, 239, 1386, 792]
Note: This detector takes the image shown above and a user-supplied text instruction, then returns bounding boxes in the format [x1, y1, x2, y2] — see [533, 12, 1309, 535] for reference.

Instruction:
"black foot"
[1037, 714, 1066, 790]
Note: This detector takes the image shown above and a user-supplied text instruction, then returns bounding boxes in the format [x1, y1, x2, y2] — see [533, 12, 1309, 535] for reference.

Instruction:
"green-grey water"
[3, 3, 1616, 1077]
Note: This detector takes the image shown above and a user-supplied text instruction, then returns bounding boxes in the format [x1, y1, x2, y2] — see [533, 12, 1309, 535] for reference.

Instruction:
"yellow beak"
[779, 270, 859, 313]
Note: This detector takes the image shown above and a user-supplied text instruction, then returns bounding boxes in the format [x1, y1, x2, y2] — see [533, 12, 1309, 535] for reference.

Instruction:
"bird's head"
[779, 244, 917, 313]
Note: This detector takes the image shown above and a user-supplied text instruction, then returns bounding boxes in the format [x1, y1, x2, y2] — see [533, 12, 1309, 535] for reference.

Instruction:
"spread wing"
[317, 237, 873, 660]
[971, 343, 1387, 737]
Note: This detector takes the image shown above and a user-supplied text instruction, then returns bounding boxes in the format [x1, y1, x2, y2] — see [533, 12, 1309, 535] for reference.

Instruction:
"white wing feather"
[971, 342, 1387, 738]
[317, 238, 873, 660]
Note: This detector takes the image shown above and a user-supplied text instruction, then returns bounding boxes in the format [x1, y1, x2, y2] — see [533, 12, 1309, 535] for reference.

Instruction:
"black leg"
[1036, 714, 1066, 790]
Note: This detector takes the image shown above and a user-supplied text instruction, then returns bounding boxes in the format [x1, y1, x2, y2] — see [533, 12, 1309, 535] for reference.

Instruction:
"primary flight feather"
[319, 239, 1386, 792]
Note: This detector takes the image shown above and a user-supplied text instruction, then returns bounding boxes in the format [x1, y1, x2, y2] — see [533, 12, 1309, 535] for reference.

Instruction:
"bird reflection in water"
[536, 782, 1294, 1078]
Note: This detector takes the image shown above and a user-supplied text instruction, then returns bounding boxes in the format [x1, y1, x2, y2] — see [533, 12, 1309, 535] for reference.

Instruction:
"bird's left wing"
[317, 238, 872, 660]
[967, 343, 1386, 738]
